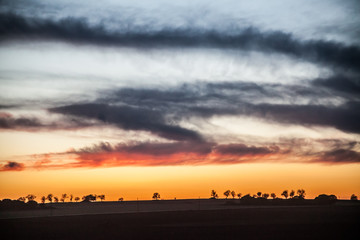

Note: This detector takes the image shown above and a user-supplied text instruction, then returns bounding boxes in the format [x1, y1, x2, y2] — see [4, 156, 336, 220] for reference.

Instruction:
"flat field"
[1, 200, 359, 240]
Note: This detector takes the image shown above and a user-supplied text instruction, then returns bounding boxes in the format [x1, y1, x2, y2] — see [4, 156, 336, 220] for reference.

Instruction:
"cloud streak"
[1, 12, 360, 72]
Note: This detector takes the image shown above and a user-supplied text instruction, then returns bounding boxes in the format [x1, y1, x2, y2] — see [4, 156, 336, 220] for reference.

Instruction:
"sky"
[0, 0, 359, 201]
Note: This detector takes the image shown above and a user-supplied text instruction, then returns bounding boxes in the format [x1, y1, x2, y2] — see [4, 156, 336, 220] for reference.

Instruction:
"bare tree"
[152, 192, 160, 200]
[74, 197, 80, 202]
[224, 190, 231, 199]
[281, 190, 289, 199]
[41, 196, 46, 204]
[211, 190, 218, 199]
[257, 192, 262, 198]
[271, 193, 276, 199]
[237, 193, 242, 199]
[26, 194, 36, 202]
[231, 191, 236, 199]
[47, 194, 53, 203]
[61, 193, 68, 203]
[98, 194, 105, 202]
[290, 190, 295, 198]
[297, 189, 306, 199]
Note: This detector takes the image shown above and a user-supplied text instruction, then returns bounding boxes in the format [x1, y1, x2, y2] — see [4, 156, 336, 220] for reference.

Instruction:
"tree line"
[4, 191, 359, 203]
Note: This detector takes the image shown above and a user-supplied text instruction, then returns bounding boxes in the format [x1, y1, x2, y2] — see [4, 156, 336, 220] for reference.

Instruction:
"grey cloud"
[50, 103, 203, 142]
[1, 12, 360, 71]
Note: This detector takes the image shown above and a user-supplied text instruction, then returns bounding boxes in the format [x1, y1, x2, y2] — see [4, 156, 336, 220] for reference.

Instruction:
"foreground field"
[1, 200, 359, 240]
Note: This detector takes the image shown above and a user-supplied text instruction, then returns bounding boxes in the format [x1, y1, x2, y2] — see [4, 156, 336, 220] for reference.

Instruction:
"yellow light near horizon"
[1, 163, 359, 201]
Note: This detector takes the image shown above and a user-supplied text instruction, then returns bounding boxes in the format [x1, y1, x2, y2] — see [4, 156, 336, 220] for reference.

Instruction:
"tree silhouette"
[70, 194, 73, 202]
[271, 193, 276, 199]
[17, 197, 26, 202]
[231, 191, 236, 199]
[74, 197, 80, 202]
[26, 194, 36, 202]
[350, 194, 358, 201]
[61, 193, 68, 203]
[46, 194, 53, 203]
[297, 189, 306, 199]
[257, 192, 262, 198]
[224, 190, 231, 199]
[281, 190, 288, 199]
[98, 194, 105, 201]
[262, 193, 269, 199]
[41, 196, 46, 204]
[290, 190, 295, 198]
[54, 196, 59, 203]
[82, 194, 96, 202]
[118, 197, 124, 202]
[237, 193, 242, 199]
[211, 190, 218, 199]
[152, 192, 160, 200]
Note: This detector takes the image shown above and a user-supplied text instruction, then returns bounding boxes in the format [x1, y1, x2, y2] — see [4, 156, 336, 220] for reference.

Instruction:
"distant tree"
[262, 193, 269, 199]
[211, 190, 218, 199]
[61, 193, 68, 203]
[297, 189, 306, 199]
[70, 194, 73, 202]
[82, 194, 96, 202]
[152, 192, 160, 200]
[17, 197, 26, 202]
[224, 190, 231, 199]
[41, 196, 46, 204]
[46, 194, 53, 203]
[290, 190, 295, 198]
[74, 197, 80, 202]
[350, 194, 358, 201]
[98, 194, 105, 201]
[54, 197, 59, 203]
[257, 192, 262, 198]
[231, 191, 236, 199]
[281, 190, 288, 199]
[271, 193, 276, 199]
[118, 197, 124, 202]
[315, 194, 337, 202]
[26, 194, 36, 202]
[237, 193, 242, 199]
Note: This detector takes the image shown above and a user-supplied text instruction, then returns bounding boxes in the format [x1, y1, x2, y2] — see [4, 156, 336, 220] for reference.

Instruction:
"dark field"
[1, 201, 359, 240]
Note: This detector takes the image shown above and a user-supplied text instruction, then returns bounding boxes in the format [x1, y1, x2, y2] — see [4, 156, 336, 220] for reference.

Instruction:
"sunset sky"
[0, 0, 359, 201]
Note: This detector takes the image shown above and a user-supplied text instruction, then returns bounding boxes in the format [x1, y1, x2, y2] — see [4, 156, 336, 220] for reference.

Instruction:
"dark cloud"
[0, 114, 43, 129]
[50, 103, 203, 141]
[314, 149, 360, 163]
[214, 144, 280, 156]
[312, 74, 360, 95]
[49, 80, 360, 138]
[1, 12, 360, 71]
[0, 161, 25, 171]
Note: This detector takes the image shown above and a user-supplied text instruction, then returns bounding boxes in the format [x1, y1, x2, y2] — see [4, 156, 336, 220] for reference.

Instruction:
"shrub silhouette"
[262, 193, 269, 199]
[271, 193, 276, 199]
[237, 193, 242, 199]
[26, 194, 36, 202]
[297, 189, 306, 199]
[231, 191, 236, 199]
[54, 197, 59, 203]
[98, 194, 105, 201]
[350, 194, 358, 201]
[74, 197, 80, 202]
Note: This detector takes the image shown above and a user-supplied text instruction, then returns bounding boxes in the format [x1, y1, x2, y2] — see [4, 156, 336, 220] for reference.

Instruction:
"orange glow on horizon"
[1, 163, 359, 201]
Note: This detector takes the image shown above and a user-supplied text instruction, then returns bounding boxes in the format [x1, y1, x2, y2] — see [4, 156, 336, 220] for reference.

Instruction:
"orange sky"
[1, 163, 359, 201]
